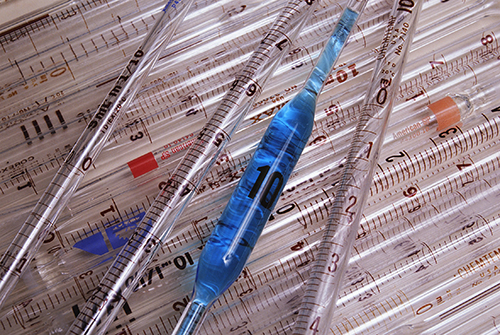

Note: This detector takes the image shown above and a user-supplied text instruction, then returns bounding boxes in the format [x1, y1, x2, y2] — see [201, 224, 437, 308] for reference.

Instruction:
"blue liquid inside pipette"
[172, 8, 358, 335]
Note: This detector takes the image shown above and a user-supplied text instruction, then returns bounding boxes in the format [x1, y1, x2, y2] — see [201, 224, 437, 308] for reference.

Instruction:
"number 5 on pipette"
[172, 2, 367, 334]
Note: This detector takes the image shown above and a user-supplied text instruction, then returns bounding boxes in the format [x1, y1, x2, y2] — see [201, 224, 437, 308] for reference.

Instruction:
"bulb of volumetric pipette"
[171, 88, 316, 335]
[172, 7, 359, 334]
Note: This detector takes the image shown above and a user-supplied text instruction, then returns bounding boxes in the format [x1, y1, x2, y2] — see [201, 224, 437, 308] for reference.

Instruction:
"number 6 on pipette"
[172, 2, 366, 334]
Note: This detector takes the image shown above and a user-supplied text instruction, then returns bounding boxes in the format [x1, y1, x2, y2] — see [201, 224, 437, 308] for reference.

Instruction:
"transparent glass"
[385, 80, 499, 146]
[0, 0, 194, 310]
[67, 0, 323, 334]
[172, 6, 361, 335]
[292, 1, 424, 334]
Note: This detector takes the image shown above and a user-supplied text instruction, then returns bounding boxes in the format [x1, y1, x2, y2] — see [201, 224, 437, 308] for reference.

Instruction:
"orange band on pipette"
[428, 96, 461, 131]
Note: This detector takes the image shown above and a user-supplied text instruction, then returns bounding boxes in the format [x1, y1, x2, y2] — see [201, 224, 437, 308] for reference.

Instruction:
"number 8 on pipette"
[172, 2, 367, 334]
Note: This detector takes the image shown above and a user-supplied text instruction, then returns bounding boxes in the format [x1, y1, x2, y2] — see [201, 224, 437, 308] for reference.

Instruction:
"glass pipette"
[0, 0, 498, 333]
[65, 0, 323, 334]
[338, 184, 500, 334]
[0, 0, 194, 308]
[292, 1, 424, 334]
[171, 2, 366, 334]
[8, 7, 496, 286]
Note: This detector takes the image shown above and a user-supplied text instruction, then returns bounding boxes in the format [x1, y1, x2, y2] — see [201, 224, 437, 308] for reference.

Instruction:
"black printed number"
[248, 165, 284, 209]
[328, 253, 340, 272]
[130, 132, 144, 141]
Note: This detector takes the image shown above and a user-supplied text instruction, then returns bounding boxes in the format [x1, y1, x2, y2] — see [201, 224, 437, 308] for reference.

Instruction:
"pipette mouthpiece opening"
[427, 77, 500, 132]
[466, 79, 500, 111]
[446, 77, 500, 124]
[171, 300, 209, 335]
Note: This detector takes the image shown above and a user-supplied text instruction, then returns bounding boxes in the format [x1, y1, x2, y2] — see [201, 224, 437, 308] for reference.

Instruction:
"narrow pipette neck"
[171, 299, 209, 335]
[449, 77, 500, 120]
[469, 78, 500, 109]
[304, 7, 360, 96]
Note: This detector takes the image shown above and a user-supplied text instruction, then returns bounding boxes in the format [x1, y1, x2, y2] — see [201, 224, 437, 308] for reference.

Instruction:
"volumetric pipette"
[292, 1, 424, 334]
[171, 2, 366, 334]
[0, 0, 194, 308]
[66, 1, 322, 334]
